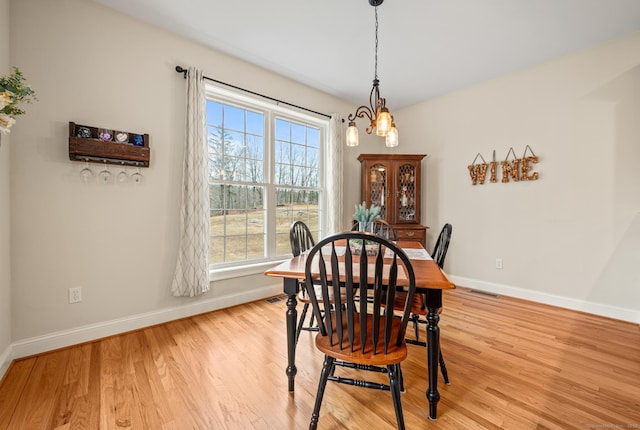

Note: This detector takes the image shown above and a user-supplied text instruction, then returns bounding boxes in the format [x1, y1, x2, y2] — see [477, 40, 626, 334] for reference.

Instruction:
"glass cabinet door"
[397, 163, 417, 222]
[367, 163, 387, 220]
[359, 153, 425, 230]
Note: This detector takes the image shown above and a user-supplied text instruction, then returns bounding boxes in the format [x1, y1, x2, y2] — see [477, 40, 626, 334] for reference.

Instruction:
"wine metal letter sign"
[468, 146, 539, 185]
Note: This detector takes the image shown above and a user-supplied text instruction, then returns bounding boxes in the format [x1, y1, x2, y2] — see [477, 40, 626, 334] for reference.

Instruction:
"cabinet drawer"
[396, 226, 426, 246]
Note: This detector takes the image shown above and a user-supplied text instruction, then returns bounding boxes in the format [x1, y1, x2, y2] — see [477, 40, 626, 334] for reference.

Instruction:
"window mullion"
[265, 110, 276, 258]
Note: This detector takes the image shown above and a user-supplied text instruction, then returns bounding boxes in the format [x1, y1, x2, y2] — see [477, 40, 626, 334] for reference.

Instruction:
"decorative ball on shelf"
[76, 127, 91, 138]
[131, 134, 143, 146]
[114, 131, 129, 143]
[98, 128, 113, 141]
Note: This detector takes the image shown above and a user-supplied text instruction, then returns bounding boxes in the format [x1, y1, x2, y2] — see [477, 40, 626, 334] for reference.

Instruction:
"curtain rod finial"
[175, 65, 187, 79]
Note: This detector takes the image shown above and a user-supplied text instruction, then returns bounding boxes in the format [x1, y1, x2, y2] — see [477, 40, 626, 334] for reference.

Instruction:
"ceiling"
[93, 0, 640, 110]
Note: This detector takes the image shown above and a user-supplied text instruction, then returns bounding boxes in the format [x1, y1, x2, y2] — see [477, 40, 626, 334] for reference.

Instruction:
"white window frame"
[205, 83, 328, 280]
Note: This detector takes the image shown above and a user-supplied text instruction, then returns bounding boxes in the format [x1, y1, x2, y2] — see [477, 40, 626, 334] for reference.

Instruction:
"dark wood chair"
[290, 220, 315, 258]
[351, 218, 398, 241]
[304, 232, 417, 430]
[430, 223, 452, 270]
[389, 223, 453, 384]
[290, 221, 318, 342]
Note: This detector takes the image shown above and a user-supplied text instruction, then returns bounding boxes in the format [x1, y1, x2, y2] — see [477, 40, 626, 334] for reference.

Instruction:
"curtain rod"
[175, 65, 332, 119]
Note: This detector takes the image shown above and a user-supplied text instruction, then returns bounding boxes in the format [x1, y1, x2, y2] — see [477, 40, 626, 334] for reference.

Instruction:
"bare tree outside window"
[207, 97, 324, 266]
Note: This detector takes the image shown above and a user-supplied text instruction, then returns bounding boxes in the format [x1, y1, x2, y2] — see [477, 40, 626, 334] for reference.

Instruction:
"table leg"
[283, 277, 298, 392]
[424, 290, 442, 420]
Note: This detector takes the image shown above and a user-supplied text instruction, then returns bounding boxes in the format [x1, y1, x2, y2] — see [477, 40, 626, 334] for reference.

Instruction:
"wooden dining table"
[264, 239, 456, 420]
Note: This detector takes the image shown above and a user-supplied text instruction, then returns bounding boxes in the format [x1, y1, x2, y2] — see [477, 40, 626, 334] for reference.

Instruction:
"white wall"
[0, 0, 13, 375]
[395, 32, 640, 322]
[6, 0, 639, 372]
[8, 0, 351, 354]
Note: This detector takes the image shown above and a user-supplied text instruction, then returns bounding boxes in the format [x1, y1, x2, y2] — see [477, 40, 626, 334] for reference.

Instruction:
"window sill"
[209, 259, 289, 282]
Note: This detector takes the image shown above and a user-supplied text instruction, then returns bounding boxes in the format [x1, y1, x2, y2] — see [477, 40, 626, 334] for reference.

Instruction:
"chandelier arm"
[348, 105, 375, 123]
[369, 80, 379, 114]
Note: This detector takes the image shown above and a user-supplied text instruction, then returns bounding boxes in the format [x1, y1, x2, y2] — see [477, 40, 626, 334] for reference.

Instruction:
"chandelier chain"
[374, 6, 379, 80]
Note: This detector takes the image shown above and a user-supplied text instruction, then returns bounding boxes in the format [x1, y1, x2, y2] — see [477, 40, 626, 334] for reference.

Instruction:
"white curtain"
[326, 114, 344, 234]
[171, 67, 210, 297]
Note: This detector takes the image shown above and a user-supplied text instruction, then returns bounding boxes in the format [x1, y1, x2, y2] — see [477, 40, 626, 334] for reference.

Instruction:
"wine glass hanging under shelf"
[79, 159, 144, 184]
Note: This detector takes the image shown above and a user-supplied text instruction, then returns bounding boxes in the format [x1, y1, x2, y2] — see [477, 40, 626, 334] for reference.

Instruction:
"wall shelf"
[68, 121, 150, 167]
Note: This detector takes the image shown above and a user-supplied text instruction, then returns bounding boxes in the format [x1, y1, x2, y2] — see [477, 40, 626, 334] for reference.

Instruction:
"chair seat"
[389, 292, 442, 316]
[315, 313, 407, 365]
[298, 283, 347, 304]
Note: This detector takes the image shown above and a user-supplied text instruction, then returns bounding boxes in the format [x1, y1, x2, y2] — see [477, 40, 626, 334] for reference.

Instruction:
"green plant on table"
[351, 201, 382, 254]
[353, 201, 382, 229]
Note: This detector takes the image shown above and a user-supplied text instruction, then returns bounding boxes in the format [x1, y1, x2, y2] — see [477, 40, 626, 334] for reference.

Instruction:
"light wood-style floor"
[1, 287, 639, 429]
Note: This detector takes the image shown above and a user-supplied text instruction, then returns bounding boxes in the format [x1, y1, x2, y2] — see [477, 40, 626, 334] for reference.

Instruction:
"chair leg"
[439, 349, 450, 385]
[410, 313, 420, 342]
[388, 364, 406, 430]
[310, 356, 335, 430]
[308, 310, 316, 328]
[296, 303, 310, 342]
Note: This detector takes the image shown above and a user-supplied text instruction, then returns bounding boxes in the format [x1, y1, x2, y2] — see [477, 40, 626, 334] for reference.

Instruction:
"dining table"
[264, 239, 455, 420]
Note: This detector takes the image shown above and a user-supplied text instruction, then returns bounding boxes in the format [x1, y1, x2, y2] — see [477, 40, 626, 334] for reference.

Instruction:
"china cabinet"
[358, 153, 427, 246]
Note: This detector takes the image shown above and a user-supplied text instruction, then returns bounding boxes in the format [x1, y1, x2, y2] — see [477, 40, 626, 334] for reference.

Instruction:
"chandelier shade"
[346, 121, 359, 147]
[346, 0, 398, 148]
[376, 108, 392, 136]
[385, 121, 398, 147]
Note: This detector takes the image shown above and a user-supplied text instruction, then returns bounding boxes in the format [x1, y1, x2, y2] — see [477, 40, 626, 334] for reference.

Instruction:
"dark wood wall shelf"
[68, 121, 150, 167]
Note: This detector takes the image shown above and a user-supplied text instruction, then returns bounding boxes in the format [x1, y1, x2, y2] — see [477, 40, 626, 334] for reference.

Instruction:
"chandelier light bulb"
[346, 122, 360, 147]
[376, 108, 392, 136]
[385, 123, 398, 147]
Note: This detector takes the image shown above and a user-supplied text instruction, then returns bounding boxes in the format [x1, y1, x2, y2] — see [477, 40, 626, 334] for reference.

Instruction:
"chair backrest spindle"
[304, 232, 416, 358]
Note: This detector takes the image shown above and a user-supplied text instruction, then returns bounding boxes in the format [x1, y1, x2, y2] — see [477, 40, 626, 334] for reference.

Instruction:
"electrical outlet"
[69, 287, 82, 303]
[495, 258, 503, 269]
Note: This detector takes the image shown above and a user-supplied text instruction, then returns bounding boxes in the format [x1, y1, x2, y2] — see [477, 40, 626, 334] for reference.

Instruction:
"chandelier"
[346, 0, 398, 148]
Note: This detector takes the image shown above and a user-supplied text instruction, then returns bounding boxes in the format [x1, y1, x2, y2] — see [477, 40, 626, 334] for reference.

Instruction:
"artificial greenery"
[0, 67, 37, 135]
[353, 201, 382, 226]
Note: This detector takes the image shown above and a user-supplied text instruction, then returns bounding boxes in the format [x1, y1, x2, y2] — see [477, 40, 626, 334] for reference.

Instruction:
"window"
[206, 85, 326, 269]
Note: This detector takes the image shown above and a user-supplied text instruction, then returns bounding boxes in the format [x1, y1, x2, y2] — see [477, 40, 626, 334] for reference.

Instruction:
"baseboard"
[5, 284, 283, 370]
[5, 275, 635, 381]
[0, 343, 11, 382]
[449, 275, 640, 324]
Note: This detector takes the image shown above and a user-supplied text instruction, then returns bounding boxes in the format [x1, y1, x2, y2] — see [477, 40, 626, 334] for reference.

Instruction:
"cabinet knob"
[406, 231, 415, 237]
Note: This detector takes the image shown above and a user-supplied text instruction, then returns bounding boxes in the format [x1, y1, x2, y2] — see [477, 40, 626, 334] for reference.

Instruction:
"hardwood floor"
[1, 287, 639, 429]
